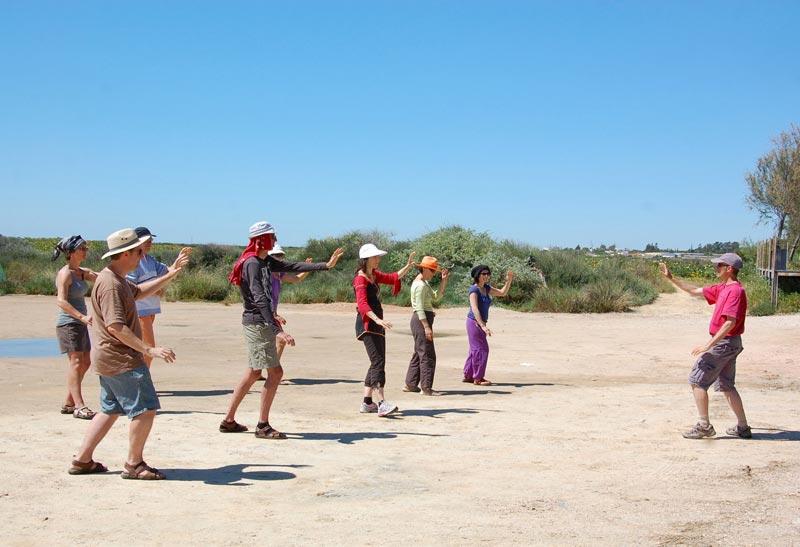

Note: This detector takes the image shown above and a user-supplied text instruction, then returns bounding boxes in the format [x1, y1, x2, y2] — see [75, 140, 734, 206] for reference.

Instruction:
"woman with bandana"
[52, 235, 98, 419]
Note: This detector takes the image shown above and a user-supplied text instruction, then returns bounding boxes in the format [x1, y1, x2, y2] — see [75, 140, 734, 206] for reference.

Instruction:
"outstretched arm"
[659, 262, 704, 298]
[489, 271, 514, 297]
[396, 251, 417, 278]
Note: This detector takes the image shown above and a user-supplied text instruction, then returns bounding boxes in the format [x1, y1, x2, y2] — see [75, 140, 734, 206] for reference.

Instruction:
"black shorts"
[56, 323, 91, 354]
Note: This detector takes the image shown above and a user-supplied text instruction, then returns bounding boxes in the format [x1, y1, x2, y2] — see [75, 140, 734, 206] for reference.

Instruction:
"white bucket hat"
[101, 228, 151, 259]
[359, 243, 387, 259]
[249, 221, 275, 239]
[267, 244, 285, 256]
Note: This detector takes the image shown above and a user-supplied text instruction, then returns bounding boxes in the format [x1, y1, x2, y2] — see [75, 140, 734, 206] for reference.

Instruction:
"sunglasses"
[480, 271, 491, 276]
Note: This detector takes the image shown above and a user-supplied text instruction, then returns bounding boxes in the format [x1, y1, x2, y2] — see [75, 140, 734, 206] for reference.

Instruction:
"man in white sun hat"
[68, 228, 190, 480]
[221, 221, 343, 438]
[660, 252, 752, 440]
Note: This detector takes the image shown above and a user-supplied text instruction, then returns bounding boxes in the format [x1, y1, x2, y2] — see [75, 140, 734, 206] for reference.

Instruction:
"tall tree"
[746, 125, 800, 260]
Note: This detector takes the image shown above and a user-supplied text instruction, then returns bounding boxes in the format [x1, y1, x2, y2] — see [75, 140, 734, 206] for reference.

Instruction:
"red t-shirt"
[703, 281, 747, 336]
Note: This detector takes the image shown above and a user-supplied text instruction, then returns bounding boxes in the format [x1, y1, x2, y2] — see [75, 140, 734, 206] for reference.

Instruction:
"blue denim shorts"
[99, 365, 161, 419]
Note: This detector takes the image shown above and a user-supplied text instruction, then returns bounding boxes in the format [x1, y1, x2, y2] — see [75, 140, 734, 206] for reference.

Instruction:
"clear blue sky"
[2, 1, 798, 250]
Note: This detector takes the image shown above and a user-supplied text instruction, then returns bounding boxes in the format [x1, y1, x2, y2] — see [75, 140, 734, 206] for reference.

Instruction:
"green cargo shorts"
[243, 324, 280, 370]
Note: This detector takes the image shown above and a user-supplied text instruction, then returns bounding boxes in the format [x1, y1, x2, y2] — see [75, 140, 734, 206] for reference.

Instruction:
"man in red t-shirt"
[660, 253, 751, 440]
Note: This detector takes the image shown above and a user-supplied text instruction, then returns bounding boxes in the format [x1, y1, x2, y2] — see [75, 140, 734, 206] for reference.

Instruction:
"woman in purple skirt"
[463, 264, 514, 386]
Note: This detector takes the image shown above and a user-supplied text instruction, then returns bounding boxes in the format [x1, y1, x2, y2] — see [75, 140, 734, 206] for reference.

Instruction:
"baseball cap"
[712, 252, 743, 271]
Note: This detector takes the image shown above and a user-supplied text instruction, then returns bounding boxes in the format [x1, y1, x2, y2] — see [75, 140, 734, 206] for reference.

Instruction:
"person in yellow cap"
[403, 256, 449, 396]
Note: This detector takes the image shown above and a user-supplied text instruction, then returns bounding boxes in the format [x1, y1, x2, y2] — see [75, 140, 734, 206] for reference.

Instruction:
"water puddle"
[0, 338, 60, 358]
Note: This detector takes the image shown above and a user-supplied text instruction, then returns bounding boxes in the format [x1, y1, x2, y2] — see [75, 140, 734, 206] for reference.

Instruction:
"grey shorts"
[99, 365, 160, 419]
[243, 324, 280, 370]
[688, 336, 743, 392]
[56, 322, 91, 354]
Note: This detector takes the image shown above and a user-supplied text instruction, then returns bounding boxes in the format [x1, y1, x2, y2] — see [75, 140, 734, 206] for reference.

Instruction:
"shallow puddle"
[0, 338, 60, 358]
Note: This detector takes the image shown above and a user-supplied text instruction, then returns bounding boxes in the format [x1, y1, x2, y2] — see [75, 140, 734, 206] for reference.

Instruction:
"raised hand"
[327, 247, 344, 269]
[440, 268, 450, 281]
[172, 247, 193, 270]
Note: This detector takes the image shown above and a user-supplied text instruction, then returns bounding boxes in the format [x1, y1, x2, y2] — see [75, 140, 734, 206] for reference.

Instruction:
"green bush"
[3, 232, 798, 314]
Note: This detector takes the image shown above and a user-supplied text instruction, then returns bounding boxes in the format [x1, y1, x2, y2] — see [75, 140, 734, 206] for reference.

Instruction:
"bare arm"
[659, 262, 704, 298]
[107, 323, 175, 362]
[489, 271, 514, 297]
[469, 291, 491, 336]
[396, 251, 417, 278]
[432, 269, 450, 302]
[691, 319, 736, 356]
[80, 267, 98, 282]
[136, 248, 191, 299]
[55, 268, 92, 326]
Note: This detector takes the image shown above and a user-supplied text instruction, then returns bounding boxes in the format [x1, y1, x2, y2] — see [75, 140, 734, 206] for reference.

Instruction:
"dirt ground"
[1, 293, 798, 545]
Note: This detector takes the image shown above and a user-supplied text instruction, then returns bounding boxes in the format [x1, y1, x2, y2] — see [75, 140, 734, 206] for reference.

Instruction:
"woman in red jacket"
[353, 244, 415, 417]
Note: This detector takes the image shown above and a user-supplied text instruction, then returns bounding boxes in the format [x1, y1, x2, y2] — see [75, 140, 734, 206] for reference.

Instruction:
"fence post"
[770, 237, 779, 308]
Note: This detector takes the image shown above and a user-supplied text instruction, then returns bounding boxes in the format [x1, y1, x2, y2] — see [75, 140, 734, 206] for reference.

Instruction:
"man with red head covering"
[221, 221, 343, 439]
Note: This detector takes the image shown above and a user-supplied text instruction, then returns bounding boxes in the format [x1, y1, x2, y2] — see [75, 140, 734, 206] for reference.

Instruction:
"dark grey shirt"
[240, 255, 328, 332]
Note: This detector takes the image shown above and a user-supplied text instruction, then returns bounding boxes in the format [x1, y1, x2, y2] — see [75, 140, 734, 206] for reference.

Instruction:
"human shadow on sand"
[288, 431, 447, 445]
[716, 428, 800, 442]
[437, 389, 512, 396]
[162, 464, 308, 486]
[157, 389, 233, 397]
[490, 382, 567, 388]
[398, 408, 495, 418]
[282, 378, 361, 386]
[157, 409, 225, 416]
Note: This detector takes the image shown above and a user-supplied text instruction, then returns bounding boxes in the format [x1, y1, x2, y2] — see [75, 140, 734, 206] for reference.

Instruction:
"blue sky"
[1, 1, 798, 249]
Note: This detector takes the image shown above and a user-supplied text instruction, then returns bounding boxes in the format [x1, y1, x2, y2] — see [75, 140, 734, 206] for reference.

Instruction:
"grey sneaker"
[682, 422, 716, 439]
[377, 400, 398, 417]
[725, 425, 752, 439]
[359, 402, 379, 414]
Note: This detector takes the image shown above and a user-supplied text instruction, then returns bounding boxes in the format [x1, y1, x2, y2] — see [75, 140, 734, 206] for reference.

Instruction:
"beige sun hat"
[101, 228, 151, 259]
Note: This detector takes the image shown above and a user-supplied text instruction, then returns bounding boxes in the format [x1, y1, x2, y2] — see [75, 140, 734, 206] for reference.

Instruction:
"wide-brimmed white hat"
[359, 243, 387, 259]
[267, 244, 285, 256]
[249, 221, 275, 239]
[101, 228, 151, 259]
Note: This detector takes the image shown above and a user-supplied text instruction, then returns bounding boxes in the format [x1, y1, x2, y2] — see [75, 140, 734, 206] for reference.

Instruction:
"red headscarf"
[228, 234, 274, 285]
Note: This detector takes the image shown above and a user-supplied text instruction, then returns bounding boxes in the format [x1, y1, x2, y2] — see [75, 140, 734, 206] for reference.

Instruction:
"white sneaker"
[359, 402, 378, 413]
[377, 400, 398, 417]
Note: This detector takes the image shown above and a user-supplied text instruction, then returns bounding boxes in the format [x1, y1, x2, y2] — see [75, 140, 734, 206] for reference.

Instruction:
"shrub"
[169, 269, 233, 302]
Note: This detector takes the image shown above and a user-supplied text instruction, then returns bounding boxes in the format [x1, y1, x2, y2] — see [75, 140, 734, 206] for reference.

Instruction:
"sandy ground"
[0, 293, 798, 545]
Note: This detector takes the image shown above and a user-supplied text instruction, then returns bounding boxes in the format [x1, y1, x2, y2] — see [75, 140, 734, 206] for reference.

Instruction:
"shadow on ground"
[438, 389, 512, 396]
[490, 382, 568, 388]
[288, 431, 447, 444]
[157, 410, 225, 416]
[162, 464, 309, 486]
[715, 428, 800, 442]
[398, 407, 493, 418]
[282, 378, 361, 386]
[158, 389, 233, 397]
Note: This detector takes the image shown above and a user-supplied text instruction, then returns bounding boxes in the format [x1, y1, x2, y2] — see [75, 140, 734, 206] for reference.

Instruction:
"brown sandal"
[462, 377, 474, 383]
[255, 426, 287, 440]
[121, 461, 166, 480]
[61, 404, 76, 415]
[219, 419, 248, 433]
[68, 459, 108, 475]
[73, 406, 96, 420]
[474, 378, 492, 386]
